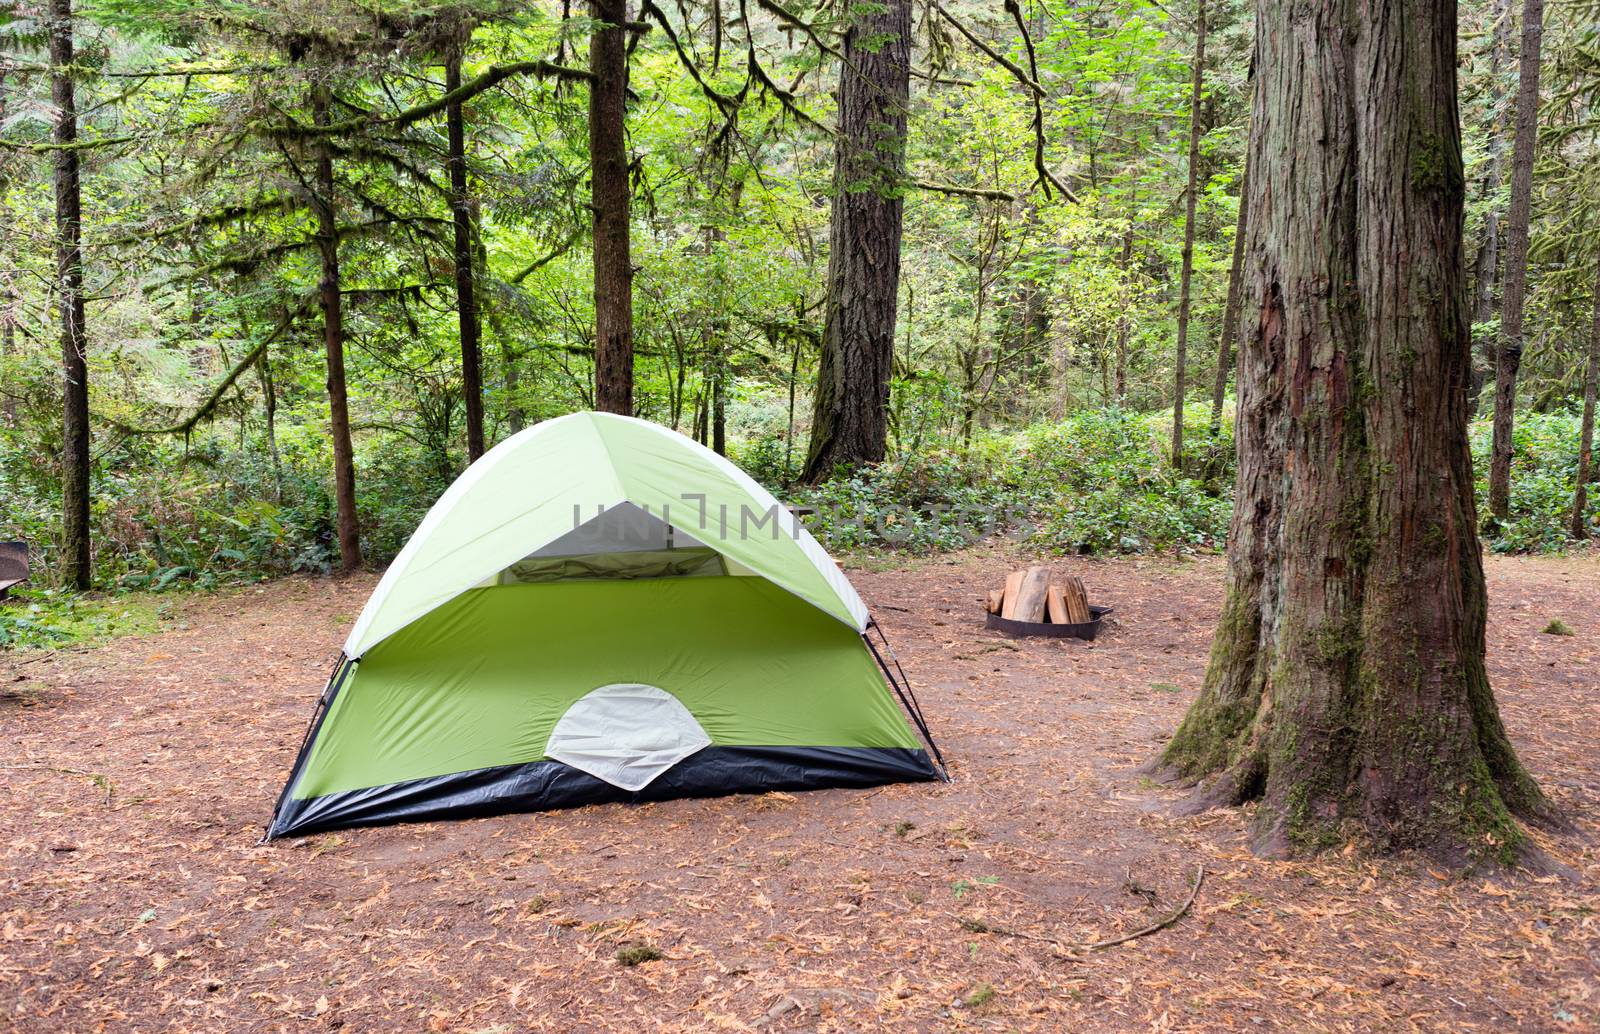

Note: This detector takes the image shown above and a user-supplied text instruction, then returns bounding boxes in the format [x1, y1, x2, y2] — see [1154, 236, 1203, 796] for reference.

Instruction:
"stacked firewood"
[985, 565, 1092, 624]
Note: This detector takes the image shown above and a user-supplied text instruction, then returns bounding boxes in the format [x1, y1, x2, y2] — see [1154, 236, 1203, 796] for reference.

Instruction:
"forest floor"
[2, 550, 1597, 1033]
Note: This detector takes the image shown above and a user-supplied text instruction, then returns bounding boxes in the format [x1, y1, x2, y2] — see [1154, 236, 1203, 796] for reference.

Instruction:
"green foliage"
[1006, 407, 1233, 554]
[0, 0, 1592, 615]
[783, 406, 1233, 556]
[1471, 409, 1592, 551]
[0, 588, 168, 650]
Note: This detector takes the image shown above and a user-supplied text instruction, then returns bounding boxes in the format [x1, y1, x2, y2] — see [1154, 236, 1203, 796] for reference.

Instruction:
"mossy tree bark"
[801, 0, 909, 482]
[1115, 212, 1133, 403]
[1488, 0, 1544, 519]
[1467, 0, 1514, 417]
[1209, 155, 1248, 436]
[0, 65, 19, 429]
[310, 83, 362, 573]
[51, 0, 91, 590]
[1171, 0, 1205, 469]
[1159, 0, 1555, 864]
[1572, 255, 1600, 539]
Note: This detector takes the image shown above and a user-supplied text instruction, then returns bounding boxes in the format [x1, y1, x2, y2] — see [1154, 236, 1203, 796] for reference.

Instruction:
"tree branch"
[274, 60, 592, 138]
[915, 180, 1016, 201]
[928, 0, 1044, 96]
[103, 302, 310, 437]
[1006, 0, 1077, 202]
[509, 226, 585, 284]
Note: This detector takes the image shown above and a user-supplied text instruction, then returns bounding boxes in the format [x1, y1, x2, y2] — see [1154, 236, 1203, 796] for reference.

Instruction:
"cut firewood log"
[986, 588, 1004, 614]
[1004, 566, 1051, 622]
[1046, 584, 1070, 624]
[999, 569, 1025, 618]
[1061, 575, 1092, 623]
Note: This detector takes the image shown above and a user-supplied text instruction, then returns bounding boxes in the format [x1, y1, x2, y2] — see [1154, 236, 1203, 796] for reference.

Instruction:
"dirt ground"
[2, 551, 1597, 1032]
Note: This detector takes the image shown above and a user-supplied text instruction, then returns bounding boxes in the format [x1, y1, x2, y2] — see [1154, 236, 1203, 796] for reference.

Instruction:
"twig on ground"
[1070, 864, 1204, 952]
[2, 763, 115, 804]
[956, 863, 1205, 955]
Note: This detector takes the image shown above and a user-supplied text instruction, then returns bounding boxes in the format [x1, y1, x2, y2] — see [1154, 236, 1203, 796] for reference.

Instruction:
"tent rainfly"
[267, 412, 945, 838]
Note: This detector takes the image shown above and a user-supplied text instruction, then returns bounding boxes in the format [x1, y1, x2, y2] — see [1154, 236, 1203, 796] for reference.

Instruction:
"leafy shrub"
[0, 588, 166, 650]
[1, 392, 1589, 610]
[784, 406, 1234, 555]
[1470, 409, 1588, 551]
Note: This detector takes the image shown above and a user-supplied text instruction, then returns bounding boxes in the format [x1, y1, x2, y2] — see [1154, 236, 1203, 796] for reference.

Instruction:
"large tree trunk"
[1488, 0, 1544, 520]
[1573, 255, 1600, 539]
[446, 52, 486, 462]
[1171, 0, 1206, 468]
[1210, 155, 1249, 435]
[311, 83, 362, 573]
[800, 0, 909, 482]
[50, 0, 90, 590]
[589, 0, 633, 416]
[1467, 0, 1514, 417]
[1158, 0, 1552, 863]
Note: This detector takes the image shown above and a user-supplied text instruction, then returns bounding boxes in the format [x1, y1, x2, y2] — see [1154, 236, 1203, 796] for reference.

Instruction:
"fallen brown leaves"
[1, 551, 1597, 1032]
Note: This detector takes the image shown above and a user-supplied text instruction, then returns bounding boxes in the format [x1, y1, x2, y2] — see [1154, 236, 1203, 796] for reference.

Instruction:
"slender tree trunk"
[50, 0, 90, 590]
[706, 183, 739, 457]
[711, 361, 726, 454]
[1210, 156, 1249, 434]
[786, 328, 801, 477]
[311, 83, 362, 573]
[1171, 0, 1206, 468]
[502, 346, 525, 434]
[446, 52, 485, 462]
[257, 346, 283, 503]
[1159, 0, 1552, 864]
[0, 69, 16, 429]
[800, 0, 910, 482]
[0, 279, 15, 427]
[589, 0, 633, 415]
[1467, 0, 1514, 416]
[1573, 255, 1600, 539]
[1488, 0, 1544, 519]
[1115, 219, 1133, 403]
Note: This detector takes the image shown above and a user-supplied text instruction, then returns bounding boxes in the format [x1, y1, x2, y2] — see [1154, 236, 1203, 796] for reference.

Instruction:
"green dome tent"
[267, 412, 944, 838]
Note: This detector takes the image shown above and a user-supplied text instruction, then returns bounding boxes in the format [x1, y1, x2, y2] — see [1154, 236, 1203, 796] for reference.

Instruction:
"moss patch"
[615, 943, 663, 967]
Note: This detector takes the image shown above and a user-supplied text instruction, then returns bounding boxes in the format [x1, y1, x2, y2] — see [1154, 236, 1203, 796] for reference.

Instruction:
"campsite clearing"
[2, 551, 1597, 1032]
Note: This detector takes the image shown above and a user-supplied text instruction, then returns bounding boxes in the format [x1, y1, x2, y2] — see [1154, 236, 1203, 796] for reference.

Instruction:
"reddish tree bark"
[801, 0, 910, 482]
[1488, 0, 1544, 519]
[1159, 0, 1553, 863]
[589, 0, 633, 416]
